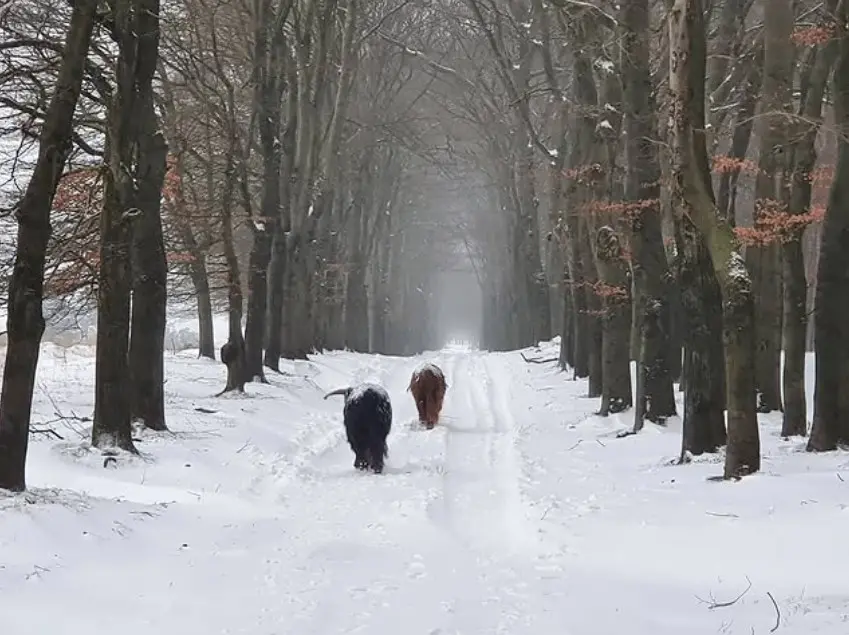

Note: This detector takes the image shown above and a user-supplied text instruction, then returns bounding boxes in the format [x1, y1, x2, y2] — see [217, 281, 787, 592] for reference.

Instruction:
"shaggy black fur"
[324, 383, 393, 474]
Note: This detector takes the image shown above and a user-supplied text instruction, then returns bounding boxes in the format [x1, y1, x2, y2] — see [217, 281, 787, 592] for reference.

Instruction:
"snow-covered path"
[3, 338, 849, 634]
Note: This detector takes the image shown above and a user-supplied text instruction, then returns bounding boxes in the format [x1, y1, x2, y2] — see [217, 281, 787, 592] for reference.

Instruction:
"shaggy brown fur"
[408, 363, 447, 429]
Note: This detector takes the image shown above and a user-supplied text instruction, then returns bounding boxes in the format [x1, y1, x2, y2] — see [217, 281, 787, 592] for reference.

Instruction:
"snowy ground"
[2, 319, 849, 634]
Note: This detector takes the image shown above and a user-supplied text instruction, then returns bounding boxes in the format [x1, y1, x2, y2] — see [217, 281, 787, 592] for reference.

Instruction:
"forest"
[1, 0, 848, 494]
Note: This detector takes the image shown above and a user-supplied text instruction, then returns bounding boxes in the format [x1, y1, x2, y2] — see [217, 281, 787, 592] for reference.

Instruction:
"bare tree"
[669, 0, 760, 478]
[808, 2, 849, 452]
[0, 0, 99, 491]
[92, 0, 169, 450]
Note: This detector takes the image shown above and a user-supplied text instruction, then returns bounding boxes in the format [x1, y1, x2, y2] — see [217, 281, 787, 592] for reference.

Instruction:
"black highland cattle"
[324, 382, 393, 473]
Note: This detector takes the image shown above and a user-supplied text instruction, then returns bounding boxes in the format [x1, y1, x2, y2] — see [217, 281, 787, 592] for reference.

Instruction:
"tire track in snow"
[429, 351, 540, 555]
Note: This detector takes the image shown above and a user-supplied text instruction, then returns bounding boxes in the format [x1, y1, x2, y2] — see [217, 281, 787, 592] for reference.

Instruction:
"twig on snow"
[837, 473, 844, 482]
[696, 577, 752, 609]
[767, 591, 780, 632]
[567, 440, 582, 451]
[520, 352, 559, 364]
[30, 426, 64, 440]
[705, 511, 740, 519]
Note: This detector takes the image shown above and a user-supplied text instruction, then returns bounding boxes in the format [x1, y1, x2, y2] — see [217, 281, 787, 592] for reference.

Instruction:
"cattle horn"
[324, 387, 352, 400]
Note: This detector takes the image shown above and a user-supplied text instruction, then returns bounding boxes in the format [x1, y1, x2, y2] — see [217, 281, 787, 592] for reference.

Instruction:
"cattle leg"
[354, 451, 369, 470]
[424, 395, 434, 430]
[367, 433, 387, 473]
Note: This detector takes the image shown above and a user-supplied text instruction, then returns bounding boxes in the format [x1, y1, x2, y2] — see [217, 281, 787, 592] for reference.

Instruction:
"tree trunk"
[669, 0, 760, 479]
[219, 148, 247, 394]
[93, 27, 140, 452]
[621, 0, 677, 430]
[370, 235, 391, 354]
[677, 221, 726, 455]
[281, 233, 312, 359]
[716, 57, 761, 223]
[244, 0, 285, 381]
[558, 285, 574, 370]
[595, 226, 633, 415]
[0, 0, 98, 491]
[808, 11, 849, 451]
[748, 1, 793, 414]
[781, 7, 838, 437]
[128, 0, 168, 431]
[264, 112, 296, 370]
[191, 263, 216, 360]
[344, 179, 369, 351]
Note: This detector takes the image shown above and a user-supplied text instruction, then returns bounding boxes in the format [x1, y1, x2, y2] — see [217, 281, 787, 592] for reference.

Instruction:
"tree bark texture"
[595, 227, 633, 415]
[808, 9, 849, 451]
[93, 0, 147, 453]
[748, 1, 794, 414]
[677, 221, 726, 454]
[669, 0, 760, 478]
[220, 148, 247, 394]
[780, 3, 839, 437]
[621, 0, 677, 430]
[128, 0, 169, 432]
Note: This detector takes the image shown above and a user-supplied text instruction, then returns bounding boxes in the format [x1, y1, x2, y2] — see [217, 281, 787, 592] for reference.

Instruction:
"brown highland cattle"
[408, 363, 447, 429]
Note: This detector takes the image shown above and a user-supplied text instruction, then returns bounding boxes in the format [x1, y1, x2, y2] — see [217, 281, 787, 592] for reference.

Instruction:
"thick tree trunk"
[370, 236, 391, 354]
[93, 0, 161, 453]
[128, 0, 168, 431]
[808, 12, 849, 451]
[516, 147, 551, 345]
[669, 0, 760, 479]
[621, 0, 677, 430]
[595, 227, 633, 415]
[192, 265, 216, 360]
[748, 1, 793, 414]
[781, 41, 836, 437]
[582, 228, 603, 398]
[677, 222, 726, 455]
[344, 190, 369, 351]
[264, 234, 287, 368]
[345, 263, 369, 352]
[281, 232, 313, 359]
[243, 227, 273, 381]
[219, 151, 247, 394]
[93, 151, 136, 450]
[558, 285, 574, 370]
[264, 114, 295, 370]
[244, 1, 285, 381]
[0, 0, 98, 491]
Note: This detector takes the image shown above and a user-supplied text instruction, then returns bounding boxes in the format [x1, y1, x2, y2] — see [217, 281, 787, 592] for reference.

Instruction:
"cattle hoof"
[425, 422, 434, 430]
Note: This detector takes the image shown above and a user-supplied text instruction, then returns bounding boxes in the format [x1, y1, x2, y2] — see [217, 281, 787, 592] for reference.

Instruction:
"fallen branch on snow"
[520, 352, 559, 364]
[705, 511, 739, 519]
[696, 577, 752, 610]
[30, 426, 64, 440]
[767, 591, 780, 632]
